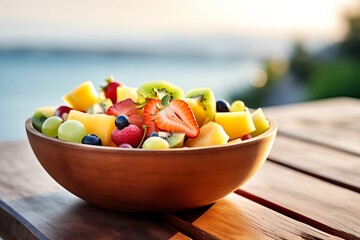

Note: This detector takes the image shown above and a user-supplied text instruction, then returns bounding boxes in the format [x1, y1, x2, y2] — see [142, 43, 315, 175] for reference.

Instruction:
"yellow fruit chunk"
[67, 110, 116, 146]
[215, 111, 255, 140]
[230, 100, 246, 112]
[251, 108, 270, 137]
[184, 98, 207, 127]
[62, 81, 100, 112]
[117, 86, 138, 102]
[185, 122, 229, 147]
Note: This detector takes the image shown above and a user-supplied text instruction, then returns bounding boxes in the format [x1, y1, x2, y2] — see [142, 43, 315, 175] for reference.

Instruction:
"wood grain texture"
[0, 139, 61, 201]
[269, 135, 360, 192]
[241, 161, 360, 239]
[264, 97, 360, 155]
[7, 190, 178, 240]
[0, 199, 47, 240]
[177, 193, 341, 240]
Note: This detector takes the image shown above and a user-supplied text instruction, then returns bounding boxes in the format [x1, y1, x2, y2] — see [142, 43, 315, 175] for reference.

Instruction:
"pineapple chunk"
[215, 111, 255, 140]
[62, 81, 100, 112]
[251, 108, 270, 137]
[67, 110, 116, 146]
[117, 86, 138, 102]
[185, 122, 229, 147]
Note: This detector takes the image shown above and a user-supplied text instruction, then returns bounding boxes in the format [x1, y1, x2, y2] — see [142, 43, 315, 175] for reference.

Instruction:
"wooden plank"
[264, 97, 360, 155]
[269, 135, 360, 192]
[241, 161, 360, 239]
[0, 140, 61, 201]
[6, 190, 179, 240]
[0, 139, 345, 239]
[0, 199, 47, 240]
[175, 193, 341, 240]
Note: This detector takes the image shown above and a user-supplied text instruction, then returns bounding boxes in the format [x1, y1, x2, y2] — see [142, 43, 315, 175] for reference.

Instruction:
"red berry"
[155, 99, 199, 138]
[111, 124, 143, 148]
[101, 77, 122, 104]
[241, 134, 252, 141]
[55, 105, 72, 120]
[106, 98, 144, 128]
[143, 98, 162, 137]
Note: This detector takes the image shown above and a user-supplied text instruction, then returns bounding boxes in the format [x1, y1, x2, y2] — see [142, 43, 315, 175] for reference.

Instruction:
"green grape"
[142, 137, 170, 149]
[58, 120, 87, 143]
[230, 100, 246, 112]
[42, 116, 63, 138]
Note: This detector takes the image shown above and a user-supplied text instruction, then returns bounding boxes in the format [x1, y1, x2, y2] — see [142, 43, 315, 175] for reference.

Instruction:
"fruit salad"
[31, 77, 270, 149]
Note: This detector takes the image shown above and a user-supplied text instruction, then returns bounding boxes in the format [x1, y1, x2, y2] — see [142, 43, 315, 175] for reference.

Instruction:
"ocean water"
[0, 50, 259, 141]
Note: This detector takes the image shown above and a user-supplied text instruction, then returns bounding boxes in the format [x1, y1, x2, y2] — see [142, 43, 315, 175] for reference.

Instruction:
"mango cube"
[117, 86, 138, 102]
[63, 81, 100, 112]
[215, 111, 255, 140]
[185, 122, 229, 147]
[67, 110, 116, 146]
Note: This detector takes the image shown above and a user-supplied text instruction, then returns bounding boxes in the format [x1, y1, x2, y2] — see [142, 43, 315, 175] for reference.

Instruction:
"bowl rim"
[25, 117, 277, 153]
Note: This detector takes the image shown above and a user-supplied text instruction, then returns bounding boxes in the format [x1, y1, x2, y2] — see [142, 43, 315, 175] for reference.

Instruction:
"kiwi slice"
[185, 87, 216, 125]
[137, 80, 184, 102]
[158, 131, 185, 148]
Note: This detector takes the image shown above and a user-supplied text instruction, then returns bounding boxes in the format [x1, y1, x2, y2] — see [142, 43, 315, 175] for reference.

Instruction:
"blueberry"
[115, 115, 129, 130]
[149, 132, 159, 137]
[82, 134, 102, 146]
[216, 100, 230, 112]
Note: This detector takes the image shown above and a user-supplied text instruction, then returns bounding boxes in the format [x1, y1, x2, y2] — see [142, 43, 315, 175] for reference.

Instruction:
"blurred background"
[1, 0, 359, 141]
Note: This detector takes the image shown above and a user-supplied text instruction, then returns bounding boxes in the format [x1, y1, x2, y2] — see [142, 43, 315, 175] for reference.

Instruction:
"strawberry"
[111, 124, 143, 148]
[155, 99, 200, 138]
[105, 98, 144, 128]
[143, 98, 162, 137]
[101, 76, 122, 103]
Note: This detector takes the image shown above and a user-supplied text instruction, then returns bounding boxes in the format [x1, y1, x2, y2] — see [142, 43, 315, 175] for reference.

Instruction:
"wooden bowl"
[25, 118, 277, 212]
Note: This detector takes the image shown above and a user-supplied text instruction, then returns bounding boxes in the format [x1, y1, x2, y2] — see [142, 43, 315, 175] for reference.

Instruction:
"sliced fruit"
[137, 80, 184, 102]
[117, 86, 138, 102]
[155, 99, 199, 138]
[67, 110, 116, 146]
[185, 122, 229, 147]
[143, 98, 162, 137]
[183, 98, 206, 127]
[87, 98, 113, 114]
[41, 116, 63, 138]
[62, 81, 100, 112]
[230, 100, 246, 112]
[105, 98, 144, 128]
[157, 131, 185, 148]
[32, 106, 56, 132]
[111, 124, 143, 148]
[215, 110, 256, 140]
[251, 108, 270, 137]
[142, 137, 170, 149]
[185, 87, 216, 126]
[100, 76, 122, 103]
[58, 120, 87, 143]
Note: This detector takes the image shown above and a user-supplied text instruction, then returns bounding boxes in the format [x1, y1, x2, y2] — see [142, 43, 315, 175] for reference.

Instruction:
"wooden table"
[1, 97, 359, 240]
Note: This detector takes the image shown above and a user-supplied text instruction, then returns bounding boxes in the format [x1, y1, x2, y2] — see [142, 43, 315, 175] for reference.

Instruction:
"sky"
[0, 0, 359, 49]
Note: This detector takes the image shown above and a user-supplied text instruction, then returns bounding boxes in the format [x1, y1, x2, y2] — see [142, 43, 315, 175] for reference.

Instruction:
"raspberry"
[111, 124, 143, 148]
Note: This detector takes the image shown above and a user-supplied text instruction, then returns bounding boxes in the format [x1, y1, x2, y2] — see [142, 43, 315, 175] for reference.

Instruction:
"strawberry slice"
[105, 98, 144, 128]
[143, 98, 162, 137]
[155, 99, 200, 138]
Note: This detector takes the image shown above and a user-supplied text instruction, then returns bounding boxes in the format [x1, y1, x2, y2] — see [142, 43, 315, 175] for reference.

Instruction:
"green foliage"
[307, 58, 360, 100]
